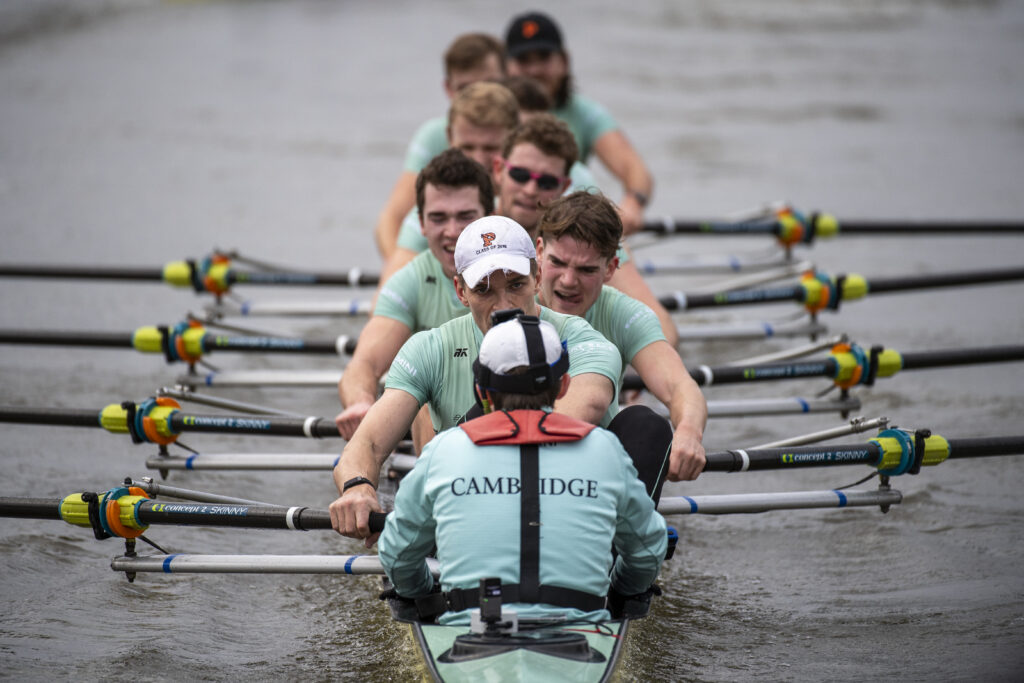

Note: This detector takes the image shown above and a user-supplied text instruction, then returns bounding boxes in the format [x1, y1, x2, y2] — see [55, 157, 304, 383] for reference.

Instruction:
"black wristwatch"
[629, 190, 650, 208]
[342, 476, 376, 493]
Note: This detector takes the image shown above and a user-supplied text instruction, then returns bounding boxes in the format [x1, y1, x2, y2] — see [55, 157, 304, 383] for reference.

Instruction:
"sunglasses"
[503, 160, 566, 191]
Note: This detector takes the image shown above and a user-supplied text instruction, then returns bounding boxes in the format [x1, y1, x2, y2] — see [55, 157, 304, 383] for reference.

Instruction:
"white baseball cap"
[477, 316, 567, 380]
[455, 215, 536, 289]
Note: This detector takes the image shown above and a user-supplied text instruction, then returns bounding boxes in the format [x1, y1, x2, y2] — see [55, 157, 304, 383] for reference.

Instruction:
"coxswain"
[377, 314, 667, 623]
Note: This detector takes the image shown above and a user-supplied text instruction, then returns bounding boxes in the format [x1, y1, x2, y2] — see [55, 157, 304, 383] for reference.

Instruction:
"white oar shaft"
[676, 319, 827, 341]
[751, 416, 889, 449]
[111, 554, 440, 576]
[657, 488, 901, 515]
[204, 300, 372, 318]
[706, 396, 860, 417]
[147, 453, 340, 471]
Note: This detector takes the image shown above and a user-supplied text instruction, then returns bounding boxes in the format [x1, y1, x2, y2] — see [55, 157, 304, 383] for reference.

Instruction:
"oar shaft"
[836, 220, 1024, 234]
[900, 345, 1024, 370]
[0, 330, 134, 348]
[0, 406, 100, 427]
[865, 266, 1024, 295]
[0, 498, 61, 520]
[0, 264, 166, 280]
[229, 271, 380, 287]
[944, 436, 1024, 458]
[659, 285, 802, 311]
[166, 413, 341, 438]
[703, 435, 1024, 472]
[0, 496, 387, 532]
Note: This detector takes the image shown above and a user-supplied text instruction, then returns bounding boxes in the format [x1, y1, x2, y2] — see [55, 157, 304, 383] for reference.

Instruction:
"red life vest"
[459, 409, 595, 446]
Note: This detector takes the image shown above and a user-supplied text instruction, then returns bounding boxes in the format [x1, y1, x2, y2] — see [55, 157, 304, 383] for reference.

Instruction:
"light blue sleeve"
[611, 291, 667, 366]
[561, 314, 622, 386]
[384, 329, 442, 406]
[568, 161, 600, 194]
[402, 117, 449, 173]
[606, 430, 667, 595]
[396, 207, 429, 252]
[378, 445, 438, 598]
[374, 261, 420, 329]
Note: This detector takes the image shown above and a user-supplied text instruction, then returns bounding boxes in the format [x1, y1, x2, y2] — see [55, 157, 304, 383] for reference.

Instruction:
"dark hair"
[415, 149, 495, 220]
[487, 366, 561, 410]
[500, 113, 578, 177]
[537, 191, 622, 260]
[444, 33, 506, 77]
[501, 75, 552, 113]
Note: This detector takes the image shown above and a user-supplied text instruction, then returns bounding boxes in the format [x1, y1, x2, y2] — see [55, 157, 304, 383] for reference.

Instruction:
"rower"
[329, 215, 621, 542]
[377, 315, 667, 624]
[381, 81, 519, 284]
[536, 191, 708, 486]
[493, 114, 679, 345]
[383, 81, 599, 283]
[374, 33, 505, 262]
[504, 11, 654, 237]
[335, 148, 494, 440]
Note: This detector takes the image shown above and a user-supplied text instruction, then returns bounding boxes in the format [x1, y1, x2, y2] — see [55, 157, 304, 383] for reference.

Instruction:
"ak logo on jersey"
[480, 232, 496, 247]
[453, 347, 468, 357]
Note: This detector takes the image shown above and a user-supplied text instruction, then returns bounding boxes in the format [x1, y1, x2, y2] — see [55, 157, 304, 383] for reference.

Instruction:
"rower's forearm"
[339, 360, 380, 408]
[669, 388, 708, 441]
[335, 438, 391, 491]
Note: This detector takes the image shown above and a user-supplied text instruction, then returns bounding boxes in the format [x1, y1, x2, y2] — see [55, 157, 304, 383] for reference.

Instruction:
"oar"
[3, 431, 1019, 540]
[0, 401, 344, 444]
[0, 258, 381, 293]
[656, 265, 1024, 313]
[0, 322, 357, 363]
[643, 211, 1024, 245]
[0, 493, 387, 532]
[701, 434, 1024, 476]
[621, 343, 1024, 391]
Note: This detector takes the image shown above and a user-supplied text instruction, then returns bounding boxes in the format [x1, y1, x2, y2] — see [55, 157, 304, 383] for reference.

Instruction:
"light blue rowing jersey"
[378, 413, 667, 624]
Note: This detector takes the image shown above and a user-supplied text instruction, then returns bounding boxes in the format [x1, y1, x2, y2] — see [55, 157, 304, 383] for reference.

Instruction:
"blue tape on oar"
[204, 373, 216, 386]
[683, 496, 698, 513]
[163, 554, 180, 573]
[834, 490, 848, 507]
[349, 301, 360, 315]
[241, 301, 251, 316]
[185, 454, 199, 470]
[762, 322, 774, 337]
[344, 555, 360, 574]
[796, 397, 809, 412]
[729, 256, 741, 271]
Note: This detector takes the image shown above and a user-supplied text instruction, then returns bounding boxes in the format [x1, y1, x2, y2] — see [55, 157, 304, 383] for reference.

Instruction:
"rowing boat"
[383, 579, 643, 683]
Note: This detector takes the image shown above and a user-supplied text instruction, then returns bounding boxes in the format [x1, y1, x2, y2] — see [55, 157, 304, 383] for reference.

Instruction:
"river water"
[1, 1, 1022, 680]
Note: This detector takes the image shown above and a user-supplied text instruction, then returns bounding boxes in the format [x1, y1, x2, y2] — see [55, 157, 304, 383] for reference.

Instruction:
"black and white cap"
[474, 314, 569, 395]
